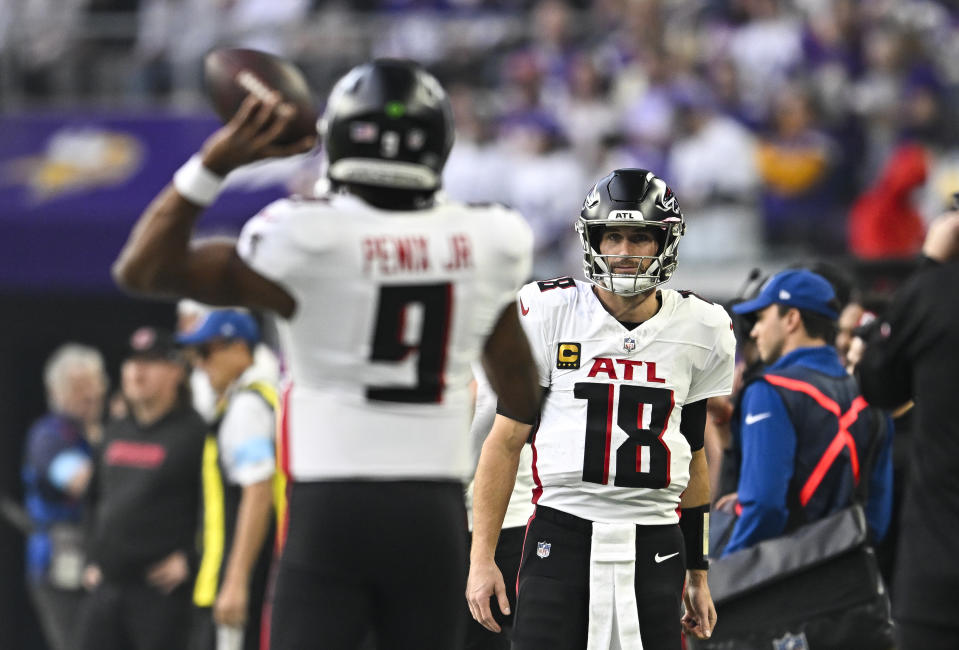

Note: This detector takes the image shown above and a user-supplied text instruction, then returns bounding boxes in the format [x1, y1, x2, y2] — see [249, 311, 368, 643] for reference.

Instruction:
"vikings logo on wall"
[2, 127, 143, 203]
[623, 336, 637, 353]
[536, 541, 551, 559]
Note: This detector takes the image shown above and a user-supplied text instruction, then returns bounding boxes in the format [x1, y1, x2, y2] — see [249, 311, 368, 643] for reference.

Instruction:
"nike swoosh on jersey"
[744, 412, 773, 425]
[654, 552, 679, 563]
[520, 298, 530, 316]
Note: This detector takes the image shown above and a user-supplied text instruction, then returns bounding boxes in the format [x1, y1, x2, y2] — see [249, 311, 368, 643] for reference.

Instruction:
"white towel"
[587, 522, 643, 650]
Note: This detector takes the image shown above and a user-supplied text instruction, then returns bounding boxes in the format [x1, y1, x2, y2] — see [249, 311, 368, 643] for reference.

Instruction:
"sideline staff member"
[77, 328, 205, 650]
[857, 212, 959, 649]
[725, 269, 892, 554]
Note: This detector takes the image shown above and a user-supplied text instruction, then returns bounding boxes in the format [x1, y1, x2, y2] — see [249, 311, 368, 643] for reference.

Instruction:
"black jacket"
[857, 259, 959, 625]
[89, 404, 206, 582]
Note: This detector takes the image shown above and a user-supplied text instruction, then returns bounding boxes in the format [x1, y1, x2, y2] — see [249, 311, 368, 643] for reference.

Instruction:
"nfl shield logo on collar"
[623, 336, 636, 353]
[772, 631, 809, 650]
[536, 541, 551, 558]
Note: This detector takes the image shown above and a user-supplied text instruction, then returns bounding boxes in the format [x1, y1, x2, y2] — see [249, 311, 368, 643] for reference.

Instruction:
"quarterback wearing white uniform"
[468, 169, 735, 650]
[115, 60, 541, 650]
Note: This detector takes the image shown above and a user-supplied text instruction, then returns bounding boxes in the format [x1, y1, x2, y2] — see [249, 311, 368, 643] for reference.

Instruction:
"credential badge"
[536, 541, 551, 559]
[772, 631, 809, 650]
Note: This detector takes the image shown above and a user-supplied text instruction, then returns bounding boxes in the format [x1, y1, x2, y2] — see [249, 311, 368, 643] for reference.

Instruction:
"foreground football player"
[467, 169, 735, 649]
[114, 59, 540, 649]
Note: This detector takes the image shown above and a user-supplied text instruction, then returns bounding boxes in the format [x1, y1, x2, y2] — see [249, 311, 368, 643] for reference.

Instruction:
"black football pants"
[511, 505, 686, 650]
[270, 480, 467, 650]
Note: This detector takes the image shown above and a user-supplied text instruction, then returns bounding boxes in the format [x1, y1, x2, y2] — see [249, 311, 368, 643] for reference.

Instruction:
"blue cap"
[732, 269, 838, 320]
[177, 309, 260, 346]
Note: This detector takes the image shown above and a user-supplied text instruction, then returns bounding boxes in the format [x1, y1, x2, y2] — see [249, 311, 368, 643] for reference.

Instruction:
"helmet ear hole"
[588, 224, 605, 253]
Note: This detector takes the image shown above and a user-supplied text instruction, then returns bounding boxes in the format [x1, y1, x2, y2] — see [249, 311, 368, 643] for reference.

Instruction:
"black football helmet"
[575, 169, 686, 295]
[320, 59, 454, 192]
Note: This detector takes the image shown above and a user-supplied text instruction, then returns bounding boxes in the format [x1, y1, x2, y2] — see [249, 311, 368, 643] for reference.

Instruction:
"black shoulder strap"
[852, 406, 886, 506]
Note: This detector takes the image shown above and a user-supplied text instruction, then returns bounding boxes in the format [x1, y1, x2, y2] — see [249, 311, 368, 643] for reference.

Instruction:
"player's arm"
[481, 303, 540, 425]
[113, 94, 314, 317]
[215, 478, 273, 627]
[723, 383, 795, 554]
[467, 413, 532, 633]
[214, 393, 278, 626]
[679, 399, 716, 640]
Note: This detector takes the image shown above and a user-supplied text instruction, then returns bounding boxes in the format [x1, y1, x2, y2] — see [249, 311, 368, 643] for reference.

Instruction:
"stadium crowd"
[2, 1, 959, 649]
[2, 0, 958, 277]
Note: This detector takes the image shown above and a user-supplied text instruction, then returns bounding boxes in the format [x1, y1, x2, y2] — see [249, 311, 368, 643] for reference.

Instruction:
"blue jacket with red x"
[723, 345, 893, 555]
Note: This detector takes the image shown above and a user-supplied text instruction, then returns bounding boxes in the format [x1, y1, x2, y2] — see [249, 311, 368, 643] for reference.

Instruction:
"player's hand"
[200, 92, 316, 176]
[714, 492, 738, 514]
[682, 570, 716, 640]
[846, 335, 867, 373]
[922, 211, 959, 262]
[466, 558, 510, 633]
[214, 578, 249, 627]
[82, 564, 102, 591]
[146, 550, 190, 594]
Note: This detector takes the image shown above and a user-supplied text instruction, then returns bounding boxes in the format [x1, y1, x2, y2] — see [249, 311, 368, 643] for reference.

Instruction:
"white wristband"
[173, 155, 224, 207]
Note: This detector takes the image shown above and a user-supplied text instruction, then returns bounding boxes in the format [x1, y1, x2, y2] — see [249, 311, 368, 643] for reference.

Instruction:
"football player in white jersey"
[467, 169, 736, 649]
[114, 59, 540, 649]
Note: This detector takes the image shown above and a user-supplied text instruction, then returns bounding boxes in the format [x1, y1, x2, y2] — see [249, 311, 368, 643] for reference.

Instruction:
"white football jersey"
[237, 192, 532, 481]
[517, 278, 735, 524]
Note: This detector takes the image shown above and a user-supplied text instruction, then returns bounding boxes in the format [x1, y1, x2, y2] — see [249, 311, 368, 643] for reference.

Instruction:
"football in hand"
[203, 48, 317, 145]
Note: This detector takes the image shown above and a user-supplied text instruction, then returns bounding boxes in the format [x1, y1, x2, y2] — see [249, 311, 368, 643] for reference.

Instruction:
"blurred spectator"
[849, 141, 927, 258]
[77, 327, 205, 650]
[668, 78, 760, 263]
[524, 0, 579, 107]
[4, 0, 90, 97]
[134, 0, 306, 99]
[725, 0, 804, 125]
[800, 0, 864, 127]
[222, 0, 309, 56]
[133, 0, 221, 98]
[723, 269, 892, 555]
[178, 310, 279, 650]
[755, 83, 842, 253]
[611, 47, 677, 175]
[856, 211, 959, 650]
[443, 84, 511, 205]
[498, 110, 586, 278]
[553, 53, 618, 170]
[22, 344, 107, 650]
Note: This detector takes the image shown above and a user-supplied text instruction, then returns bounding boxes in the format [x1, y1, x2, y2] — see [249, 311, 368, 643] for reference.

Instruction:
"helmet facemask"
[576, 219, 684, 296]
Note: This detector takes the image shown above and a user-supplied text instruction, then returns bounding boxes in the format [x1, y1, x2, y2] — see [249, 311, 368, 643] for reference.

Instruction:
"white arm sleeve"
[218, 391, 276, 486]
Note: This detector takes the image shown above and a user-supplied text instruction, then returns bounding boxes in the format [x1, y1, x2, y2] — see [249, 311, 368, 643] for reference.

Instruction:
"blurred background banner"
[0, 113, 289, 291]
